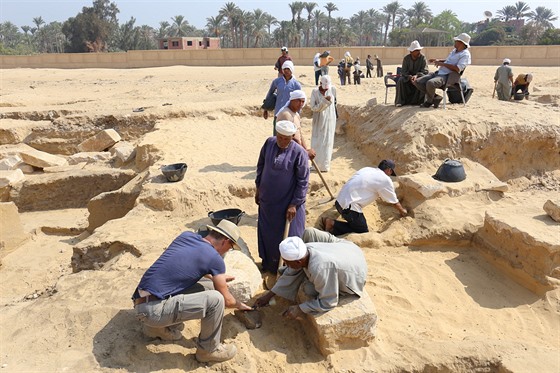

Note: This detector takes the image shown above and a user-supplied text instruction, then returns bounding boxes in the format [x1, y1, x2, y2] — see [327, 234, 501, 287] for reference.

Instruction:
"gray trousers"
[135, 279, 224, 351]
[415, 73, 447, 102]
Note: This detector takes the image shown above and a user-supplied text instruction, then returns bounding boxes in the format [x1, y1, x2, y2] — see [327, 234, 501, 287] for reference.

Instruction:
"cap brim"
[206, 225, 240, 249]
[390, 169, 397, 176]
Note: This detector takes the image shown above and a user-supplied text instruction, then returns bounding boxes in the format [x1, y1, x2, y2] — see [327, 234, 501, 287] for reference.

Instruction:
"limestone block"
[78, 129, 121, 152]
[43, 162, 87, 173]
[0, 155, 23, 170]
[112, 144, 136, 163]
[0, 169, 24, 188]
[0, 202, 29, 253]
[399, 172, 447, 199]
[224, 249, 262, 303]
[68, 151, 113, 165]
[9, 168, 136, 212]
[474, 207, 560, 291]
[298, 290, 377, 356]
[87, 171, 147, 232]
[17, 163, 35, 174]
[0, 119, 51, 145]
[19, 148, 67, 168]
[544, 200, 560, 222]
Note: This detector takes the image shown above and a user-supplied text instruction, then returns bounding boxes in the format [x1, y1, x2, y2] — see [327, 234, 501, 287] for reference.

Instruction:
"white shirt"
[336, 167, 399, 213]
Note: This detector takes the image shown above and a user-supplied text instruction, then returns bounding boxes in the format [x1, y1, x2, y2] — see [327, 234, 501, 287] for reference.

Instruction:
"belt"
[133, 294, 161, 306]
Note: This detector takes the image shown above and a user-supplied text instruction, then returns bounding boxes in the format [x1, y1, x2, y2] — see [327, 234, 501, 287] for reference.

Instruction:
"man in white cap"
[255, 120, 310, 276]
[274, 46, 292, 77]
[263, 60, 302, 135]
[276, 89, 316, 160]
[254, 228, 367, 318]
[310, 75, 337, 172]
[494, 58, 514, 101]
[395, 40, 429, 106]
[132, 220, 252, 363]
[413, 33, 471, 108]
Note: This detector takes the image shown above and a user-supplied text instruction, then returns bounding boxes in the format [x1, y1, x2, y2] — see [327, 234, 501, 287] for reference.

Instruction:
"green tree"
[538, 28, 560, 45]
[431, 9, 462, 42]
[514, 1, 531, 20]
[382, 1, 403, 46]
[497, 6, 516, 22]
[158, 21, 170, 38]
[304, 2, 317, 47]
[471, 27, 505, 45]
[409, 1, 432, 28]
[62, 0, 119, 52]
[324, 2, 338, 46]
[219, 2, 241, 48]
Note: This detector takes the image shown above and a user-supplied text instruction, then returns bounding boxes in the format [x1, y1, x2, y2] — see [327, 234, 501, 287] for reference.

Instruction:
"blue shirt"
[438, 48, 471, 76]
[136, 232, 225, 299]
[266, 76, 302, 115]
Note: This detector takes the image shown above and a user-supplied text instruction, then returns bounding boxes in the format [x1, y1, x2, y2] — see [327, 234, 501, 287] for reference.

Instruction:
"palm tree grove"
[0, 0, 558, 54]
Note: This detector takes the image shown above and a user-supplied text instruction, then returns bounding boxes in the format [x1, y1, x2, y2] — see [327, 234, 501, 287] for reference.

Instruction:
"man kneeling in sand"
[254, 228, 367, 319]
[131, 220, 252, 363]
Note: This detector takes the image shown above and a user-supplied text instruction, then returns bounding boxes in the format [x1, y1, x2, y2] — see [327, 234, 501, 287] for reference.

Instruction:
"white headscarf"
[281, 60, 295, 74]
[279, 236, 308, 261]
[344, 51, 351, 57]
[280, 89, 307, 113]
[320, 75, 331, 90]
[275, 120, 297, 136]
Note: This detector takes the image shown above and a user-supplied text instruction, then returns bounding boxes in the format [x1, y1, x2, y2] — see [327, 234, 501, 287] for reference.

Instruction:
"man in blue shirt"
[413, 33, 471, 108]
[132, 220, 252, 363]
[263, 60, 302, 135]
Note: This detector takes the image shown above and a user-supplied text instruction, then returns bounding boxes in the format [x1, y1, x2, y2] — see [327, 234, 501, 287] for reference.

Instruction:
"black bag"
[433, 159, 466, 182]
[447, 78, 474, 104]
[261, 92, 277, 110]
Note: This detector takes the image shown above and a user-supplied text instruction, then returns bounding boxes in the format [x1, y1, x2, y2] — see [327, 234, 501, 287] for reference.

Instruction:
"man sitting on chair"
[413, 33, 471, 108]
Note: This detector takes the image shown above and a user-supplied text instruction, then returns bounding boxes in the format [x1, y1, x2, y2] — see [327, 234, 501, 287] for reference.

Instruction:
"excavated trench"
[2, 104, 558, 371]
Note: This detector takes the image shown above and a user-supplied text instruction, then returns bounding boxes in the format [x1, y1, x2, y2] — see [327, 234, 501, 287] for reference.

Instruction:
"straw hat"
[453, 33, 471, 47]
[207, 220, 241, 249]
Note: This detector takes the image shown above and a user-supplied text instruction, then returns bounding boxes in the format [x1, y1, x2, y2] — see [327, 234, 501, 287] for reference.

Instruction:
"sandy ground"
[0, 62, 559, 373]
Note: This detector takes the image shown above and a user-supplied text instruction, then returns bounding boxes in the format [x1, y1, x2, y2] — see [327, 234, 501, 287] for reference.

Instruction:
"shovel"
[277, 219, 290, 278]
[311, 159, 336, 207]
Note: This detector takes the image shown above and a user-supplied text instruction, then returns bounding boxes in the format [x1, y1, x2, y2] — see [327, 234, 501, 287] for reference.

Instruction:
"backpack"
[261, 91, 277, 111]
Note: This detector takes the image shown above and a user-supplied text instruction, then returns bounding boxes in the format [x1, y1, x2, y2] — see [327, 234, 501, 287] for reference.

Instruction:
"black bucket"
[161, 163, 187, 182]
[208, 208, 245, 226]
[433, 159, 466, 182]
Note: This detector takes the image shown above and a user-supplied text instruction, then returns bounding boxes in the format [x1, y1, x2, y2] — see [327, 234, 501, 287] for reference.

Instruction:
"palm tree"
[497, 6, 517, 22]
[381, 1, 403, 46]
[170, 15, 188, 37]
[410, 1, 432, 27]
[263, 13, 279, 36]
[528, 6, 558, 32]
[350, 10, 368, 45]
[205, 15, 223, 38]
[514, 1, 531, 20]
[158, 21, 170, 38]
[251, 9, 268, 47]
[304, 2, 317, 47]
[312, 9, 324, 46]
[324, 2, 338, 46]
[219, 2, 241, 48]
[32, 16, 45, 30]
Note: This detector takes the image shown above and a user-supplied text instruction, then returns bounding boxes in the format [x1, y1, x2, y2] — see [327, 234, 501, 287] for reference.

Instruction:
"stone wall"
[1, 45, 558, 69]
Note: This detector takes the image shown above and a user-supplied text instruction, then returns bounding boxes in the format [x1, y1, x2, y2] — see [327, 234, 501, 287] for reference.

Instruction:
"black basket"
[161, 163, 187, 182]
[208, 208, 245, 226]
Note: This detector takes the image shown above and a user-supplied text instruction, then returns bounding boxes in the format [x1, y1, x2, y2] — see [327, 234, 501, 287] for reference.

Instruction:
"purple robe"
[255, 137, 309, 273]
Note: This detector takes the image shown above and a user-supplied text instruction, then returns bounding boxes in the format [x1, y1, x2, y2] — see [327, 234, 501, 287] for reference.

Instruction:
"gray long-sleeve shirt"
[272, 240, 367, 314]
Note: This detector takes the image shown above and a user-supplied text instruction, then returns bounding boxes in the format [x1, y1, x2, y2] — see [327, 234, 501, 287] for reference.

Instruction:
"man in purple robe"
[255, 120, 309, 275]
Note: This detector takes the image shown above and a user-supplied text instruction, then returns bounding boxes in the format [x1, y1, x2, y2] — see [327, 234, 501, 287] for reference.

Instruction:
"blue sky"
[1, 0, 558, 30]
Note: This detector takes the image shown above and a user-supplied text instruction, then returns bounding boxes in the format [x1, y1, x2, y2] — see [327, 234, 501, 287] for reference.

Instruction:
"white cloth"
[279, 89, 307, 113]
[336, 167, 399, 213]
[282, 60, 294, 74]
[310, 85, 337, 171]
[279, 236, 307, 260]
[313, 53, 321, 72]
[275, 120, 297, 136]
[320, 75, 331, 90]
